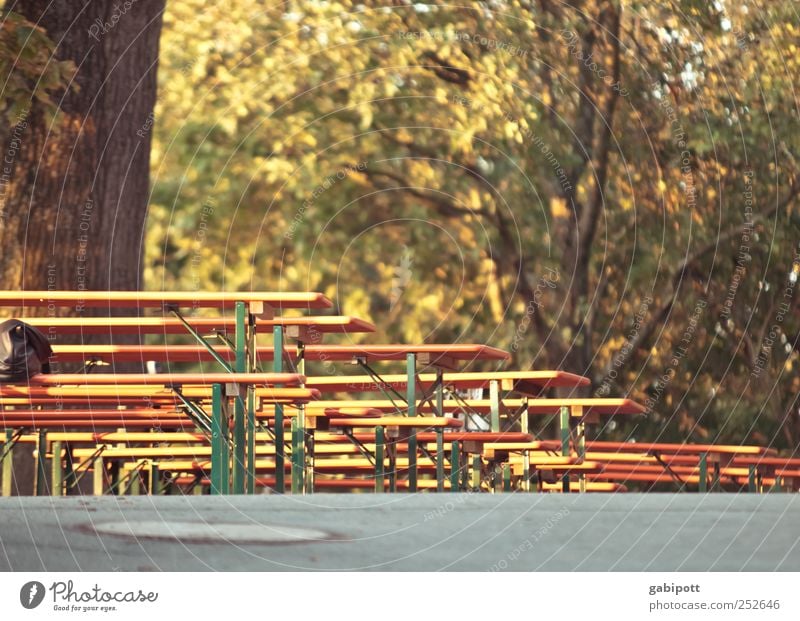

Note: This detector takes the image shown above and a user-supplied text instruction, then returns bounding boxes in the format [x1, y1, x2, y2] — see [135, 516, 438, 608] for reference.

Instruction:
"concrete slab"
[0, 493, 798, 571]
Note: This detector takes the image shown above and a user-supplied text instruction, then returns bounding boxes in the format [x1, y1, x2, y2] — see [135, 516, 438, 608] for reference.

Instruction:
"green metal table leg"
[461, 449, 469, 490]
[291, 419, 303, 494]
[698, 452, 708, 493]
[523, 449, 531, 493]
[211, 383, 229, 495]
[246, 305, 257, 494]
[560, 406, 570, 493]
[577, 419, 586, 493]
[489, 380, 501, 432]
[273, 325, 285, 493]
[748, 465, 757, 493]
[712, 461, 721, 492]
[435, 368, 445, 492]
[247, 388, 255, 494]
[128, 467, 142, 496]
[375, 426, 385, 493]
[435, 368, 444, 416]
[2, 430, 13, 496]
[471, 455, 481, 491]
[450, 441, 459, 492]
[503, 464, 512, 492]
[387, 434, 397, 492]
[522, 395, 531, 492]
[51, 440, 63, 497]
[304, 429, 315, 495]
[108, 461, 121, 496]
[150, 464, 161, 495]
[297, 341, 311, 495]
[62, 443, 76, 495]
[35, 430, 48, 496]
[232, 300, 247, 494]
[406, 353, 418, 492]
[407, 431, 418, 492]
[436, 429, 444, 492]
[232, 396, 246, 495]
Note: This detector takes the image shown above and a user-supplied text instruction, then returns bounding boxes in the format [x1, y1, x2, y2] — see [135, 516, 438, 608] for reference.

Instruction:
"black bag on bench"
[0, 319, 53, 381]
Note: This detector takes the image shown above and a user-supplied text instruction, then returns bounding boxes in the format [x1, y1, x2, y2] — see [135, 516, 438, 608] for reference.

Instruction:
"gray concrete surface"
[1, 493, 798, 571]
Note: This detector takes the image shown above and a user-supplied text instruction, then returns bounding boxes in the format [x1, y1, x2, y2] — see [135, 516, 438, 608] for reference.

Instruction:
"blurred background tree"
[0, 0, 164, 292]
[2, 1, 799, 451]
[0, 1, 164, 493]
[147, 0, 800, 449]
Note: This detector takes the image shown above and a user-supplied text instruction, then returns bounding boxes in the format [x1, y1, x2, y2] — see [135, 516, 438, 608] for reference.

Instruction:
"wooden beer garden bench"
[0, 289, 346, 495]
[0, 371, 315, 496]
[45, 341, 512, 495]
[583, 441, 777, 492]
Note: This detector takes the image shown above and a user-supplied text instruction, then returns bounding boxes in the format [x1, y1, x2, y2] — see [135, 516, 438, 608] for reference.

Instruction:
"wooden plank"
[26, 372, 304, 386]
[586, 441, 775, 456]
[0, 290, 332, 309]
[327, 417, 463, 428]
[0, 384, 318, 400]
[304, 370, 590, 394]
[24, 315, 374, 335]
[49, 343, 509, 364]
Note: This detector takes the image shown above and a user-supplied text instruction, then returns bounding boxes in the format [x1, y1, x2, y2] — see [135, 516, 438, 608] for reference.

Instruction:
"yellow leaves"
[484, 261, 504, 323]
[550, 197, 569, 218]
[503, 120, 518, 140]
[600, 336, 627, 360]
[458, 224, 475, 245]
[218, 114, 237, 136]
[467, 188, 482, 210]
[296, 133, 317, 148]
[260, 158, 295, 185]
[358, 104, 373, 130]
[395, 128, 414, 143]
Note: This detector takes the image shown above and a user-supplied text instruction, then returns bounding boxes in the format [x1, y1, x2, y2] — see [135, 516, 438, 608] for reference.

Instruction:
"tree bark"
[0, 0, 165, 296]
[0, 0, 164, 495]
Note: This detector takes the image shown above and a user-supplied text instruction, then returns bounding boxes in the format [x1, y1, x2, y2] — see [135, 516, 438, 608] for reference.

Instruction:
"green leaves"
[0, 12, 75, 126]
[145, 0, 800, 448]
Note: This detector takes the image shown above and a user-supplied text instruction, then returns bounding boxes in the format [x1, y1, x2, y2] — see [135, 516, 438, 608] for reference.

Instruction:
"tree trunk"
[0, 0, 165, 295]
[0, 1, 164, 495]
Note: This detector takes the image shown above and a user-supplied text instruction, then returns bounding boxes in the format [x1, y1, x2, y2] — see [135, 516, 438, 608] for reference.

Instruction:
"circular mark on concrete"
[92, 520, 332, 544]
